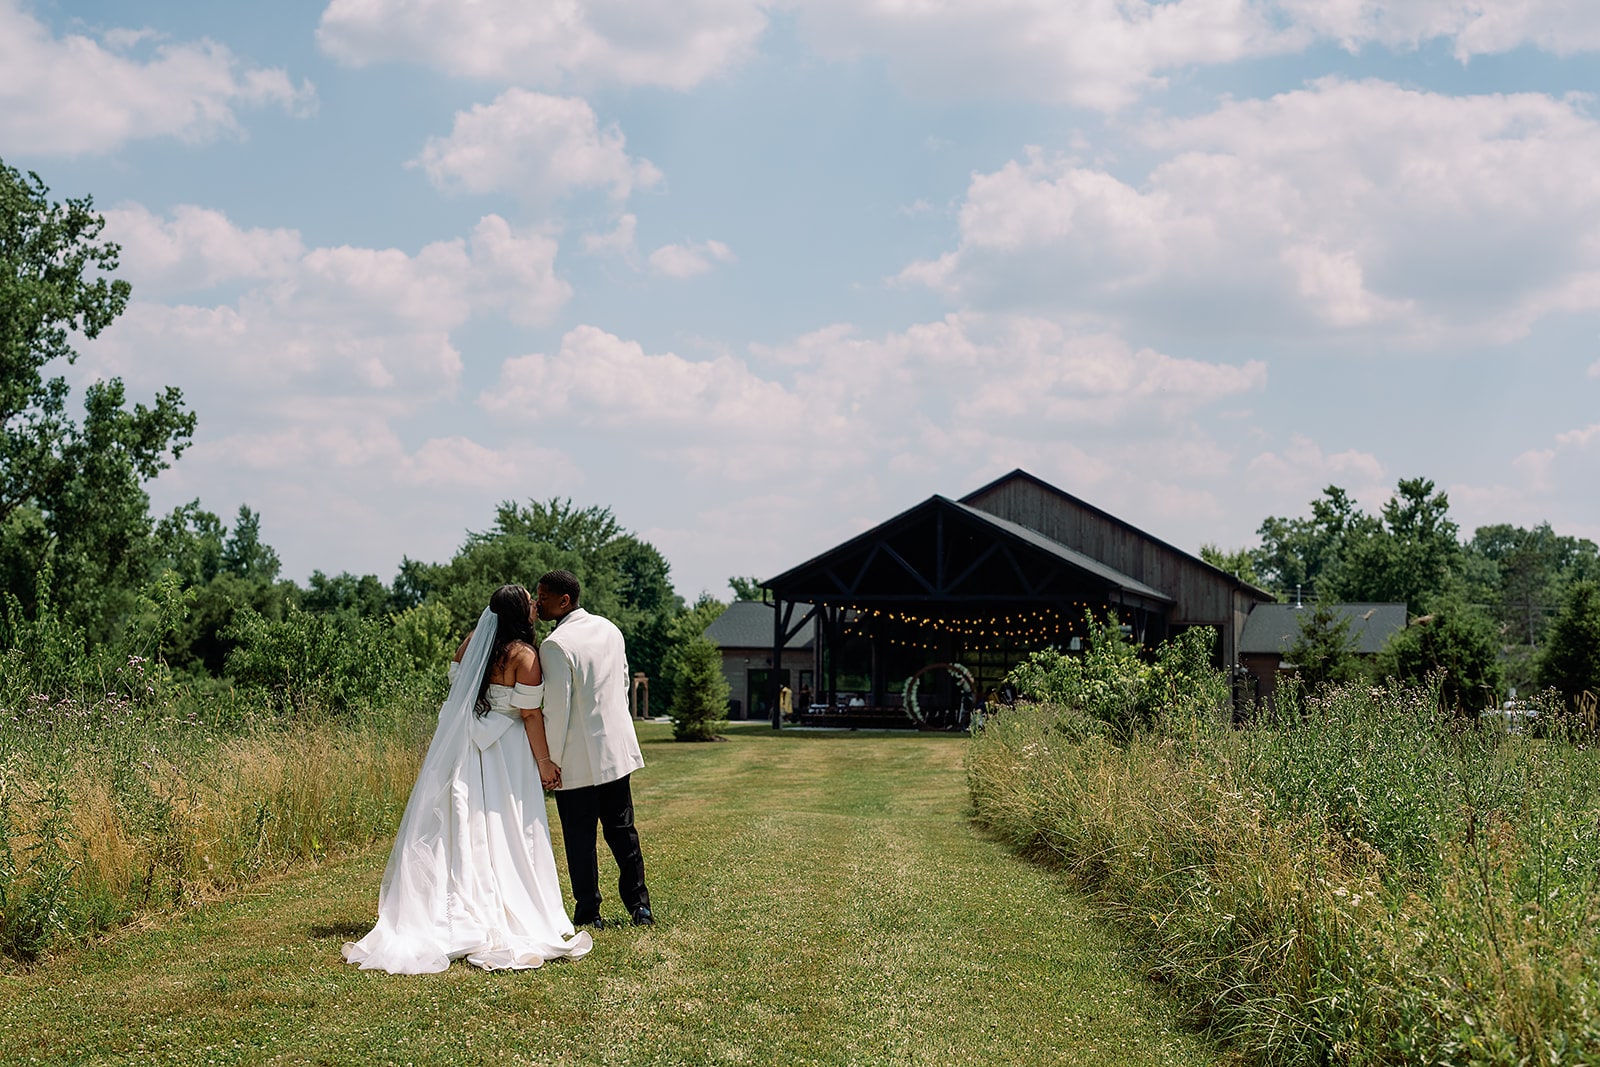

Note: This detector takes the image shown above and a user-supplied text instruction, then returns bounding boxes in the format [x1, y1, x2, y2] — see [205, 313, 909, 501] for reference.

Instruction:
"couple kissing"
[343, 569, 652, 974]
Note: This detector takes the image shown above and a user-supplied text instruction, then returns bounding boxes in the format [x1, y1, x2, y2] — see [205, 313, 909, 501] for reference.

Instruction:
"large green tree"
[431, 499, 684, 685]
[1198, 544, 1261, 586]
[151, 503, 295, 674]
[301, 570, 392, 618]
[1328, 478, 1459, 615]
[1467, 523, 1600, 646]
[1253, 486, 1367, 601]
[727, 575, 767, 601]
[1254, 479, 1460, 616]
[0, 160, 194, 639]
[1538, 581, 1600, 709]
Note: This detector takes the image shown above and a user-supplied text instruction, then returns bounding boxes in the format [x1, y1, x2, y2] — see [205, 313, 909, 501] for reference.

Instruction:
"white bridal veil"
[342, 607, 500, 973]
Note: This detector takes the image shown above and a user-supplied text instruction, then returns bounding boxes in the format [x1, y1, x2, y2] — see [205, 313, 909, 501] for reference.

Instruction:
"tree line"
[1202, 478, 1600, 711]
[0, 158, 739, 731]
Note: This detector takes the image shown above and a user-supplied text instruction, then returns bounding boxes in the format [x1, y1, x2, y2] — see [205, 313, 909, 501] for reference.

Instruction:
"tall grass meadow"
[971, 622, 1600, 1064]
[0, 576, 444, 963]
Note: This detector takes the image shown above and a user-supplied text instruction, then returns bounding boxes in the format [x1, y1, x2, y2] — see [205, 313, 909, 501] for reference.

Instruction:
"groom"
[535, 569, 654, 928]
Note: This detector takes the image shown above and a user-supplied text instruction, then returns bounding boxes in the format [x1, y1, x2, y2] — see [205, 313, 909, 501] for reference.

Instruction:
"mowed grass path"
[0, 723, 1220, 1067]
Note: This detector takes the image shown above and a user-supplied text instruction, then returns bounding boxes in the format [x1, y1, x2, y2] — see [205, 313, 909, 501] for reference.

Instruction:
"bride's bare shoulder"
[508, 640, 542, 684]
[454, 629, 474, 662]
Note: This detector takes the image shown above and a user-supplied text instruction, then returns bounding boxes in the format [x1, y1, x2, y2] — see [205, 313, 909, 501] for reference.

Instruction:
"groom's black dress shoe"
[631, 907, 654, 926]
[574, 915, 605, 930]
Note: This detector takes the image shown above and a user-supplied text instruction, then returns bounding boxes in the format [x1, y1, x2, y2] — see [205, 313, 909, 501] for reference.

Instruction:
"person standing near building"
[535, 570, 654, 928]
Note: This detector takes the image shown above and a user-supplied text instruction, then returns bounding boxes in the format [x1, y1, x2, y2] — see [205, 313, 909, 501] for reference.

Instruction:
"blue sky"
[5, 0, 1598, 599]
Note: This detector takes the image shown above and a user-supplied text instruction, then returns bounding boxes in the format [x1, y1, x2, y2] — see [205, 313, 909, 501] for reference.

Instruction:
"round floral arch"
[901, 662, 976, 726]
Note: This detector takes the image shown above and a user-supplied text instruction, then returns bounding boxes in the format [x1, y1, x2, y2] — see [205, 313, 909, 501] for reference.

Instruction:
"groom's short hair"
[538, 569, 582, 607]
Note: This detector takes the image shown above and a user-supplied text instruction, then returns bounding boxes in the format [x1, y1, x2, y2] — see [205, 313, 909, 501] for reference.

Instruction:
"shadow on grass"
[965, 815, 1185, 995]
[639, 719, 971, 744]
[309, 922, 372, 940]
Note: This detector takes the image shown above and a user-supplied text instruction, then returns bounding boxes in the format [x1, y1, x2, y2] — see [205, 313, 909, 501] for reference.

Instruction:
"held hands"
[538, 757, 562, 791]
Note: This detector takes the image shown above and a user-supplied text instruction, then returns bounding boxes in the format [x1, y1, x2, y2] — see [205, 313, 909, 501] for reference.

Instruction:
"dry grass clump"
[968, 687, 1600, 1064]
[1, 693, 429, 962]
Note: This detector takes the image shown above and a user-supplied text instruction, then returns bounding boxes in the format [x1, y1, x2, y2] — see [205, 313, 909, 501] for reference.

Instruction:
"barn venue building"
[751, 470, 1277, 728]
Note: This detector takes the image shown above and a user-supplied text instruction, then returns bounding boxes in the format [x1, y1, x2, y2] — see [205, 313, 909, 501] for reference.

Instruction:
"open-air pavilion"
[759, 470, 1275, 728]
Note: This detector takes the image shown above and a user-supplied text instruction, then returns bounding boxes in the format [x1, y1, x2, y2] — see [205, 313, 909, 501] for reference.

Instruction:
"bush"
[1377, 603, 1504, 713]
[224, 606, 439, 721]
[667, 635, 729, 742]
[0, 568, 186, 714]
[390, 600, 457, 674]
[0, 701, 430, 961]
[656, 594, 726, 719]
[0, 583, 445, 961]
[1004, 614, 1226, 734]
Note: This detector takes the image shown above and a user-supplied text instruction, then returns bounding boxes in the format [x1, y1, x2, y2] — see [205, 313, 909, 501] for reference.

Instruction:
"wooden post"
[813, 607, 824, 717]
[771, 594, 784, 730]
[630, 673, 649, 719]
[827, 605, 839, 711]
[870, 628, 884, 708]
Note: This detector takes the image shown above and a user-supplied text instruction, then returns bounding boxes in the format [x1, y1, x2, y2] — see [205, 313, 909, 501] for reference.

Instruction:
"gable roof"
[702, 600, 815, 650]
[961, 468, 1277, 603]
[1239, 603, 1408, 656]
[763, 493, 1172, 607]
[946, 499, 1171, 603]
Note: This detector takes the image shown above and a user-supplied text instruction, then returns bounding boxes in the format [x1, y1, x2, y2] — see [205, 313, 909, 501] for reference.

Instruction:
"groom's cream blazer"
[539, 607, 645, 791]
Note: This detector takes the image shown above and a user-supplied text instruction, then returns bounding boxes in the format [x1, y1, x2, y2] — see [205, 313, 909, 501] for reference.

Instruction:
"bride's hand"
[538, 758, 561, 791]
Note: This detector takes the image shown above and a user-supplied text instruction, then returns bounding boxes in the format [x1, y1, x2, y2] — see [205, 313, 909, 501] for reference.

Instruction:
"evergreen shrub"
[667, 635, 729, 742]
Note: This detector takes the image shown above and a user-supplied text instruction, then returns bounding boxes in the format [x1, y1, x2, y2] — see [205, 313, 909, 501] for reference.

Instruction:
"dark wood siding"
[965, 478, 1262, 647]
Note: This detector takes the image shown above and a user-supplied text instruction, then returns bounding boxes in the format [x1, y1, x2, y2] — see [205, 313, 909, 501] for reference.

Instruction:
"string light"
[830, 599, 1113, 664]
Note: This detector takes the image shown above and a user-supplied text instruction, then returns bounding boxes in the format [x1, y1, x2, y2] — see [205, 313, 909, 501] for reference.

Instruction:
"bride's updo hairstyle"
[476, 584, 538, 717]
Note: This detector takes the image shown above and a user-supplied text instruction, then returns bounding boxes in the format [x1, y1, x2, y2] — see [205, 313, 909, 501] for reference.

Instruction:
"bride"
[343, 584, 593, 973]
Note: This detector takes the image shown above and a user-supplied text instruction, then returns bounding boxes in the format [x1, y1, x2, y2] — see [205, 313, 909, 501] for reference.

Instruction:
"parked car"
[1485, 700, 1538, 734]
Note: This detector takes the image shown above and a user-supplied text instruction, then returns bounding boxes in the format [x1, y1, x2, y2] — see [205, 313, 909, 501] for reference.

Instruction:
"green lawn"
[0, 722, 1220, 1066]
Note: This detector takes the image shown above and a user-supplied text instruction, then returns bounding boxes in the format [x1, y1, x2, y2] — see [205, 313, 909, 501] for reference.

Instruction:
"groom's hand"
[540, 759, 562, 791]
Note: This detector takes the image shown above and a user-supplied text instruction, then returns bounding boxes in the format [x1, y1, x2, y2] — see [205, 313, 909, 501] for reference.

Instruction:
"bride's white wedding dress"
[343, 608, 593, 974]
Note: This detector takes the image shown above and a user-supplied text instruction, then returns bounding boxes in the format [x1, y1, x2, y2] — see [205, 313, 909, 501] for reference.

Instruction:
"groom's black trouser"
[554, 774, 650, 919]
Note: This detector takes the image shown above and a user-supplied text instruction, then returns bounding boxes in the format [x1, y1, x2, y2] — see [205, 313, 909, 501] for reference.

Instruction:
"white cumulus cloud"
[1453, 420, 1600, 545]
[311, 0, 1600, 113]
[795, 0, 1298, 111]
[648, 239, 736, 279]
[483, 325, 789, 436]
[905, 79, 1600, 346]
[1278, 0, 1600, 59]
[78, 205, 577, 578]
[794, 1, 1600, 108]
[318, 0, 766, 89]
[0, 0, 312, 156]
[482, 314, 1263, 485]
[1246, 434, 1388, 500]
[103, 204, 305, 296]
[414, 89, 661, 202]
